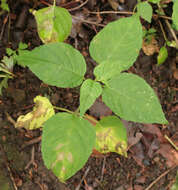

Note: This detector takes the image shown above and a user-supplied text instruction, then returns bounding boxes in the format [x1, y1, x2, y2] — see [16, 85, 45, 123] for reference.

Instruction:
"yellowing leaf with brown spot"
[95, 116, 127, 157]
[15, 96, 55, 130]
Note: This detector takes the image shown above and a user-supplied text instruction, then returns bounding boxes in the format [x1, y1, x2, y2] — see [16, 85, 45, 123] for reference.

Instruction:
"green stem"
[164, 135, 178, 151]
[53, 106, 74, 114]
[83, 114, 99, 124]
[53, 106, 99, 124]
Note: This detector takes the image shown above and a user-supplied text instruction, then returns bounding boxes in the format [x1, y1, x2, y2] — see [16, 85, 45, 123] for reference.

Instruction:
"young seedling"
[13, 0, 177, 182]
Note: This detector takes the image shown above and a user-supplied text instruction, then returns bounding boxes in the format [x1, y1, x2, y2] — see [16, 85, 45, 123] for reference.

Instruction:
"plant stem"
[158, 20, 168, 42]
[164, 135, 178, 151]
[84, 114, 99, 125]
[53, 106, 74, 114]
[53, 106, 99, 124]
[158, 6, 178, 49]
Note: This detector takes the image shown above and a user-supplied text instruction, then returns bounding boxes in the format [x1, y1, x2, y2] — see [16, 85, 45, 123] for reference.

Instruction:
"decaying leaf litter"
[0, 0, 177, 190]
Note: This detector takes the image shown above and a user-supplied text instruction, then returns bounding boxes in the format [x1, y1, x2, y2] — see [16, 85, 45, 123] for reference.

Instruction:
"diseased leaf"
[89, 15, 142, 71]
[15, 96, 55, 130]
[157, 46, 168, 65]
[32, 5, 72, 43]
[80, 79, 102, 116]
[172, 0, 178, 30]
[95, 116, 127, 157]
[102, 73, 168, 124]
[41, 113, 95, 181]
[137, 2, 153, 23]
[17, 43, 86, 88]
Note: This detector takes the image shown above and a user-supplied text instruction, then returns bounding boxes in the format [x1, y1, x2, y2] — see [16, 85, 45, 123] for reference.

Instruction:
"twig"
[158, 6, 178, 48]
[158, 20, 168, 42]
[145, 165, 177, 190]
[25, 146, 37, 169]
[165, 135, 178, 151]
[72, 15, 105, 27]
[0, 14, 9, 41]
[100, 156, 106, 181]
[68, 0, 88, 11]
[75, 166, 90, 190]
[164, 18, 178, 48]
[89, 11, 172, 20]
[22, 136, 42, 149]
[5, 112, 16, 126]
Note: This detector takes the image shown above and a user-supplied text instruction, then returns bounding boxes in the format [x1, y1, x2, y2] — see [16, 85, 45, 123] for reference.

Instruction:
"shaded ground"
[0, 0, 177, 190]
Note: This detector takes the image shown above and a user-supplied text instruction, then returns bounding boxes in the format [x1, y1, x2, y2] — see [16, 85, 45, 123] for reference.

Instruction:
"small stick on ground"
[25, 146, 37, 169]
[72, 15, 105, 27]
[145, 165, 178, 190]
[68, 0, 88, 11]
[100, 156, 106, 182]
[75, 166, 90, 190]
[165, 135, 178, 151]
[22, 136, 42, 149]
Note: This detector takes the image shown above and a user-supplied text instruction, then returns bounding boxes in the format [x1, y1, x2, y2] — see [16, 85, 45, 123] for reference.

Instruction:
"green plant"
[0, 43, 27, 95]
[0, 0, 9, 12]
[13, 0, 178, 182]
[136, 0, 178, 66]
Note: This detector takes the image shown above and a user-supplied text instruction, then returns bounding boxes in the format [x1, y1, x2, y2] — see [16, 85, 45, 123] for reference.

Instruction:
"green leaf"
[0, 77, 8, 96]
[1, 0, 9, 12]
[32, 5, 72, 43]
[80, 79, 102, 116]
[137, 2, 153, 23]
[17, 43, 86, 88]
[172, 0, 178, 30]
[94, 60, 125, 83]
[15, 96, 55, 130]
[148, 0, 161, 4]
[18, 42, 28, 50]
[95, 116, 127, 157]
[157, 46, 168, 65]
[89, 15, 142, 71]
[102, 73, 168, 124]
[41, 113, 96, 182]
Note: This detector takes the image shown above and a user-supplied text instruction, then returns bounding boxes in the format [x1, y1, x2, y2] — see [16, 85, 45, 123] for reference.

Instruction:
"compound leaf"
[41, 113, 95, 182]
[173, 0, 178, 30]
[33, 5, 72, 43]
[95, 116, 127, 157]
[17, 43, 86, 88]
[80, 79, 102, 116]
[89, 15, 142, 71]
[102, 73, 168, 124]
[137, 2, 153, 23]
[15, 96, 55, 130]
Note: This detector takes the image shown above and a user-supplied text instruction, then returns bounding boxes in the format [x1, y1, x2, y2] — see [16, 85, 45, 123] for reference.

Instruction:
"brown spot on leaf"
[67, 152, 73, 163]
[55, 143, 65, 150]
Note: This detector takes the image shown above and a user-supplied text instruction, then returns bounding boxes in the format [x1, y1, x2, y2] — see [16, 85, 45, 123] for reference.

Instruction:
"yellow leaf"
[15, 96, 55, 130]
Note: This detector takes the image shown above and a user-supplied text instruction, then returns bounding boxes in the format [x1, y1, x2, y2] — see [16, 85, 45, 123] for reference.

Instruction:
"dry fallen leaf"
[156, 143, 178, 167]
[142, 36, 159, 56]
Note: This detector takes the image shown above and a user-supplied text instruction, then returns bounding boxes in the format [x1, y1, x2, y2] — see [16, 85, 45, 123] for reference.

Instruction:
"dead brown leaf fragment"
[142, 37, 159, 56]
